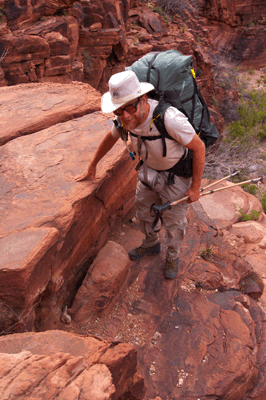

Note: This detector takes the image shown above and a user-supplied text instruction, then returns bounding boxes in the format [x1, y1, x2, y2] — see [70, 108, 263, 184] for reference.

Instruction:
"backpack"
[125, 49, 220, 178]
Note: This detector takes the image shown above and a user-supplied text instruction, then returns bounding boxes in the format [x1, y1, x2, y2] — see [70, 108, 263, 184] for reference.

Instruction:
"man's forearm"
[91, 130, 119, 166]
[191, 141, 205, 190]
[184, 134, 205, 202]
[75, 130, 119, 182]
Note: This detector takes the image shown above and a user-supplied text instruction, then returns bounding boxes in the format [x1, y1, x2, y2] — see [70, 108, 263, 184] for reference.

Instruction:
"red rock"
[230, 221, 266, 244]
[45, 55, 71, 68]
[0, 350, 116, 399]
[0, 81, 101, 145]
[0, 330, 145, 399]
[45, 0, 76, 16]
[140, 291, 258, 399]
[1, 34, 50, 65]
[89, 22, 102, 32]
[45, 55, 71, 76]
[79, 27, 123, 46]
[198, 181, 263, 230]
[65, 196, 265, 399]
[0, 228, 59, 312]
[138, 10, 167, 36]
[66, 16, 79, 60]
[80, 44, 113, 59]
[71, 60, 84, 81]
[69, 241, 131, 323]
[45, 32, 71, 56]
[128, 42, 153, 57]
[83, 56, 107, 89]
[0, 87, 138, 331]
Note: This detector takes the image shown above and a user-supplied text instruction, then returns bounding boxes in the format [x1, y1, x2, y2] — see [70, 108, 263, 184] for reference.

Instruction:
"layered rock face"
[0, 81, 138, 335]
[201, 0, 266, 26]
[1, 0, 266, 90]
[0, 0, 131, 87]
[197, 0, 266, 67]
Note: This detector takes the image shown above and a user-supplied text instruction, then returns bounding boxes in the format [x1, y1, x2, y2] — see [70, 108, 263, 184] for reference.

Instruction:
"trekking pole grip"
[152, 201, 172, 215]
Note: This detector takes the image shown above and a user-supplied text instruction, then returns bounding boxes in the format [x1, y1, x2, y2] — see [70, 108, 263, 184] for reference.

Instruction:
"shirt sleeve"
[164, 106, 196, 146]
[111, 117, 121, 139]
[111, 124, 121, 139]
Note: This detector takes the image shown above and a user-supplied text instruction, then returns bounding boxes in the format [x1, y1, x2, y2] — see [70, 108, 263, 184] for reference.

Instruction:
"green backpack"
[125, 49, 219, 178]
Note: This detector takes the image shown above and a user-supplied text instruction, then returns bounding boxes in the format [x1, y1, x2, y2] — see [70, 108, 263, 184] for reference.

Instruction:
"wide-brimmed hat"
[101, 70, 154, 114]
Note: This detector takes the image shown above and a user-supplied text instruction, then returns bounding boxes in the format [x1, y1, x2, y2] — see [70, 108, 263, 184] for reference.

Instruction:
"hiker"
[75, 70, 205, 279]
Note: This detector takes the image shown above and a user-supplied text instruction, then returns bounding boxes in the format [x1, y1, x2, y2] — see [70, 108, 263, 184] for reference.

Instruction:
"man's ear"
[142, 94, 148, 104]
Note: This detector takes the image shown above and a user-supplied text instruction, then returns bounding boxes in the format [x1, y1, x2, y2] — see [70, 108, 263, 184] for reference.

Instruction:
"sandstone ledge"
[0, 81, 101, 145]
[0, 84, 138, 332]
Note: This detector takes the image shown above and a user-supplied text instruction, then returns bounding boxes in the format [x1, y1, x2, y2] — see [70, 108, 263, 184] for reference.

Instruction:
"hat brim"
[101, 82, 154, 114]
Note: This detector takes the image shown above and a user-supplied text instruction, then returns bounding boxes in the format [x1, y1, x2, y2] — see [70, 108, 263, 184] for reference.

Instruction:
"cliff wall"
[0, 0, 266, 92]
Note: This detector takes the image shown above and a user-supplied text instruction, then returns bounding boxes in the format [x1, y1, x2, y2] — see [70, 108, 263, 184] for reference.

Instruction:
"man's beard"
[121, 104, 146, 131]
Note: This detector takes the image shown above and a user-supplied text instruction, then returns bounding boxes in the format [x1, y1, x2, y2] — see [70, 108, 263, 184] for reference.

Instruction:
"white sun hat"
[101, 70, 154, 114]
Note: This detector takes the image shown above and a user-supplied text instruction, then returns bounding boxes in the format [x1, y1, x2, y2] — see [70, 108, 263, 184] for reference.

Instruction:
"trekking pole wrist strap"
[150, 201, 172, 232]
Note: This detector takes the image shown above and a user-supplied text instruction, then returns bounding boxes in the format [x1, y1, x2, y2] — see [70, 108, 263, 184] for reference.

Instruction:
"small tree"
[0, 47, 8, 63]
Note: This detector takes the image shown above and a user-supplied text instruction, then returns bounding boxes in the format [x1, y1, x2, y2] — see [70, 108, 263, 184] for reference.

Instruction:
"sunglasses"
[114, 97, 141, 116]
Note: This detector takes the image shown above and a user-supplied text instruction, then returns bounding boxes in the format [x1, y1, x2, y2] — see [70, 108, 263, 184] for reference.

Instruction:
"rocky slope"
[1, 81, 266, 399]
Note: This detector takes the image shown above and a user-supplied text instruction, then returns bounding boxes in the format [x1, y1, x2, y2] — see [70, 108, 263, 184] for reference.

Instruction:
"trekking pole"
[200, 170, 240, 192]
[151, 176, 263, 217]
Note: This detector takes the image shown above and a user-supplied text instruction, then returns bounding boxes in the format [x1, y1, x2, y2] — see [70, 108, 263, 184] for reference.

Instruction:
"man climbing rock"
[75, 70, 205, 279]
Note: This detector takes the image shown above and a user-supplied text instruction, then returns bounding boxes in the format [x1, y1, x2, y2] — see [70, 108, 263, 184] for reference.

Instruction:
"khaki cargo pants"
[135, 171, 192, 259]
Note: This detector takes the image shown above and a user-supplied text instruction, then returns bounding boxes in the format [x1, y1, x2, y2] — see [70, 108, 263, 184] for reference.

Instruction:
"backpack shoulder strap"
[152, 102, 173, 157]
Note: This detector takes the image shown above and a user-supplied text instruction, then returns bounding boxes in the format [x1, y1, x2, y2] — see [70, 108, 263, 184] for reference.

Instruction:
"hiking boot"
[128, 242, 161, 260]
[164, 257, 179, 279]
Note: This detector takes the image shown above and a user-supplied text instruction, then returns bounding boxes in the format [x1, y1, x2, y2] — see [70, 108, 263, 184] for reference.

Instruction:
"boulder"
[141, 291, 258, 400]
[138, 10, 167, 36]
[69, 241, 131, 323]
[198, 180, 263, 229]
[230, 221, 266, 244]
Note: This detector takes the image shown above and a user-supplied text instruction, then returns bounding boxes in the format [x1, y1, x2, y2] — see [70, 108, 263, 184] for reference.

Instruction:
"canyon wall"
[0, 0, 266, 92]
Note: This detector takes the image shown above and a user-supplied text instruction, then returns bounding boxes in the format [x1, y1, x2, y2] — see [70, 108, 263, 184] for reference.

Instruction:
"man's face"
[115, 96, 147, 131]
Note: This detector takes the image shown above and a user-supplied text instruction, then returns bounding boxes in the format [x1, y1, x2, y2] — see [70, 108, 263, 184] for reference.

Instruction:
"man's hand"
[75, 130, 119, 183]
[185, 185, 201, 203]
[75, 164, 96, 182]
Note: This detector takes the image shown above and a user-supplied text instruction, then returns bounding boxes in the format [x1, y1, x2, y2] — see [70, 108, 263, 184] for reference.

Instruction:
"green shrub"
[153, 6, 164, 16]
[242, 184, 259, 195]
[259, 191, 266, 212]
[259, 152, 266, 160]
[238, 209, 260, 221]
[228, 90, 266, 148]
